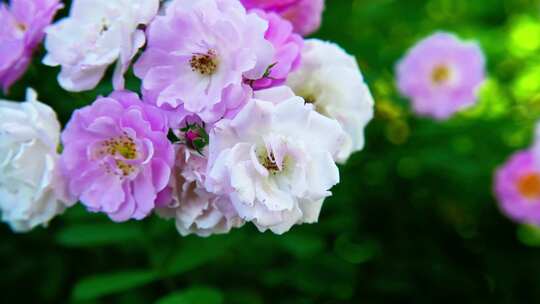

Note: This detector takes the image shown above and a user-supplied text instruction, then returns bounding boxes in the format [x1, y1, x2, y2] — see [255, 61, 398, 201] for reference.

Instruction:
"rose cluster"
[0, 0, 376, 236]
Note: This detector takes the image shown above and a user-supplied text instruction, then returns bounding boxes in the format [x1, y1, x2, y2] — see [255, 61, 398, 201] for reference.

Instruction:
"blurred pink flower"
[59, 91, 174, 222]
[495, 150, 540, 225]
[0, 0, 62, 92]
[396, 32, 486, 120]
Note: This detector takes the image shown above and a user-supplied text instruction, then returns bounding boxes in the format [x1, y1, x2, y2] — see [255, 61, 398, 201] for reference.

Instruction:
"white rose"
[43, 0, 159, 91]
[157, 146, 244, 237]
[287, 39, 375, 163]
[0, 89, 67, 232]
[206, 86, 346, 234]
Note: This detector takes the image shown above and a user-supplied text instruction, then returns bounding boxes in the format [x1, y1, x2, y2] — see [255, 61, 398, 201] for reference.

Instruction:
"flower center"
[517, 172, 540, 200]
[262, 152, 281, 173]
[190, 50, 219, 76]
[99, 18, 110, 34]
[114, 160, 135, 177]
[257, 148, 294, 176]
[101, 134, 138, 160]
[302, 93, 327, 116]
[16, 22, 26, 33]
[431, 64, 451, 85]
[96, 134, 138, 178]
[304, 95, 317, 105]
[12, 22, 27, 38]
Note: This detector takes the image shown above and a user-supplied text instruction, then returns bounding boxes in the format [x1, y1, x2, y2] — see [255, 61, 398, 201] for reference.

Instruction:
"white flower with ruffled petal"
[43, 0, 159, 91]
[0, 89, 68, 232]
[157, 146, 244, 237]
[206, 86, 346, 234]
[287, 39, 375, 163]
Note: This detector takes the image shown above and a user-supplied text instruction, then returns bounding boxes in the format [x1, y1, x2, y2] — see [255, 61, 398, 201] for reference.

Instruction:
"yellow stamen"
[190, 50, 219, 76]
[431, 65, 451, 85]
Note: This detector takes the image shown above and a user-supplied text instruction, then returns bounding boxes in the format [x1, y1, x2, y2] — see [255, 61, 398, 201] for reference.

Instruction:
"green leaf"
[62, 204, 99, 222]
[56, 223, 142, 247]
[155, 287, 223, 304]
[224, 289, 263, 304]
[278, 233, 324, 258]
[193, 138, 205, 149]
[199, 125, 209, 142]
[72, 270, 158, 301]
[517, 224, 540, 247]
[334, 236, 379, 264]
[168, 129, 181, 143]
[163, 236, 237, 277]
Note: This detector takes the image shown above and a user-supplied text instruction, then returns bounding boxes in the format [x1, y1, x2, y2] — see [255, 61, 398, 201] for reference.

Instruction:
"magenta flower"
[240, 0, 324, 36]
[251, 10, 303, 90]
[134, 0, 274, 123]
[396, 32, 486, 120]
[0, 0, 62, 92]
[495, 150, 540, 225]
[59, 91, 174, 222]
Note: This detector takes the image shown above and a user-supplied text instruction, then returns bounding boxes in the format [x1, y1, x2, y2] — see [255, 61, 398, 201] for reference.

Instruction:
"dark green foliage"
[155, 287, 223, 304]
[3, 0, 540, 303]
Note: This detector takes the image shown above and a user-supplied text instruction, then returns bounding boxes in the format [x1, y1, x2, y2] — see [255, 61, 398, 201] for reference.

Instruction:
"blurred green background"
[4, 0, 540, 303]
